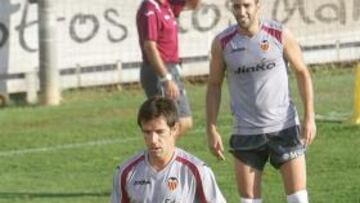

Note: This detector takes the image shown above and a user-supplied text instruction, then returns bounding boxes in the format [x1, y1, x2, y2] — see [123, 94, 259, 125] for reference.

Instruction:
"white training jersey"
[110, 148, 226, 203]
[217, 19, 299, 135]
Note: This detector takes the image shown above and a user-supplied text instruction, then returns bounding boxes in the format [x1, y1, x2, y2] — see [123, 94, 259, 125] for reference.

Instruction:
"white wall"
[0, 0, 359, 93]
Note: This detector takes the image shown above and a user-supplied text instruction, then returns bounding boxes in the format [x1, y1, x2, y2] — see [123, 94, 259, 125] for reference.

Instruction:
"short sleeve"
[138, 6, 159, 41]
[110, 167, 121, 203]
[200, 166, 227, 203]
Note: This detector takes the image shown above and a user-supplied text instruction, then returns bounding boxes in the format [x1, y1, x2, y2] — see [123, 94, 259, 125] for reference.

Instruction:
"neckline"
[237, 20, 263, 40]
[145, 148, 177, 176]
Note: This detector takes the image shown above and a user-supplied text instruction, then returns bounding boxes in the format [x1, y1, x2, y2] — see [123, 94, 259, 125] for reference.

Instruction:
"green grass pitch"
[0, 68, 359, 203]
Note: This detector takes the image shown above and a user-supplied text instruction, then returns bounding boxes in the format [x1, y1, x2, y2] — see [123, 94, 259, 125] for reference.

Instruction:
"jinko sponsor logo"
[235, 62, 276, 74]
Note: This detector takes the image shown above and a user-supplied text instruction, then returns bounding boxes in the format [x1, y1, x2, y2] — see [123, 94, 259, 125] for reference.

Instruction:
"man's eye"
[156, 130, 165, 134]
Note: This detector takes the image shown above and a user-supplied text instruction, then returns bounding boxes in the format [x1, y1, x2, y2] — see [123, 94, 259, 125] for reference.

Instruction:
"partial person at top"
[136, 0, 200, 137]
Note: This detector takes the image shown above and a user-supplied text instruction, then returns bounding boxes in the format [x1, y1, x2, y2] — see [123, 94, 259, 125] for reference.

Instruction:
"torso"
[136, 0, 185, 63]
[218, 20, 299, 135]
[120, 148, 206, 203]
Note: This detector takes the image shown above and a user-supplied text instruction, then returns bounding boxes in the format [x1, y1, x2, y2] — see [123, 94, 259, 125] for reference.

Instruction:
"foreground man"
[111, 97, 226, 203]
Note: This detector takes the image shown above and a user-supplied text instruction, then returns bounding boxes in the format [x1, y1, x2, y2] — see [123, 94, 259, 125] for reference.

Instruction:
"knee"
[181, 117, 192, 130]
[178, 117, 192, 136]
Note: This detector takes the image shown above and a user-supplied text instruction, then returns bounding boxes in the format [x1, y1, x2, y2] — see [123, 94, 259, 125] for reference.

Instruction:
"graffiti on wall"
[0, 0, 359, 52]
[272, 0, 359, 25]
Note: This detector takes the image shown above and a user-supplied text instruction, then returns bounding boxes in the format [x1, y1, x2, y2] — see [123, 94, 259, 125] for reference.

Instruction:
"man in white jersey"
[206, 0, 316, 203]
[111, 97, 226, 203]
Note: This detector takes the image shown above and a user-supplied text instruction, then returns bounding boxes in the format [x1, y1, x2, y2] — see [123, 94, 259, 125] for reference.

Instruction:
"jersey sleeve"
[138, 6, 159, 41]
[110, 167, 127, 203]
[199, 165, 227, 203]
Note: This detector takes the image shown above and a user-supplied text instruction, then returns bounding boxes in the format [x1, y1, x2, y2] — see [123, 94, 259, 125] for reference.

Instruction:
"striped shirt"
[110, 148, 226, 203]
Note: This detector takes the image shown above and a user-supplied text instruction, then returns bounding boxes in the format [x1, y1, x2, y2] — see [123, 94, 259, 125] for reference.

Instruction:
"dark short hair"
[137, 97, 179, 128]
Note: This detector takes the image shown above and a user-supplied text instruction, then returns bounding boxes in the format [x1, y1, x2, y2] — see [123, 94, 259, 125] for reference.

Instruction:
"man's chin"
[149, 148, 163, 156]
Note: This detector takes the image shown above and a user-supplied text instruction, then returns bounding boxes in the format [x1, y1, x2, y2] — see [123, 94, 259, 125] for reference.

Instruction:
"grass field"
[0, 68, 359, 203]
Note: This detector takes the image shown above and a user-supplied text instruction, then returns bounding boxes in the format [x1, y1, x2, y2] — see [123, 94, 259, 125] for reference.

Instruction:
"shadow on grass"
[0, 191, 110, 199]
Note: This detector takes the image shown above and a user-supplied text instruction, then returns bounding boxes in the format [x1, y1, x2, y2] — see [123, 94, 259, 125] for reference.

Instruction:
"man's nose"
[148, 132, 159, 143]
[239, 6, 246, 16]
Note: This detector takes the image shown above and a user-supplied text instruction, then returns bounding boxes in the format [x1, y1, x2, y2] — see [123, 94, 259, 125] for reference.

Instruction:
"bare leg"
[234, 158, 262, 199]
[279, 155, 307, 195]
[178, 116, 192, 137]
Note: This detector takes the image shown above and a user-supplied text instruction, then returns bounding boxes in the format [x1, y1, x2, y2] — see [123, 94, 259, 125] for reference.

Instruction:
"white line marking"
[0, 125, 232, 157]
[0, 137, 140, 157]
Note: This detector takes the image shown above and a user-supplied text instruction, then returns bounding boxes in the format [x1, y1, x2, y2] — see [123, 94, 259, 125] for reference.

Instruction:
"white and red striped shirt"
[110, 148, 226, 203]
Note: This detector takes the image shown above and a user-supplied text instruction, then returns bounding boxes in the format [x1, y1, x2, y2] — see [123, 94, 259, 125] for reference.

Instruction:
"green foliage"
[0, 68, 359, 202]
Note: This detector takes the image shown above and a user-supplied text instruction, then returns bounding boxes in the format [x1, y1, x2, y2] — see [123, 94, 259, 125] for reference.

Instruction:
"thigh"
[140, 63, 161, 98]
[168, 64, 192, 118]
[229, 135, 269, 171]
[233, 158, 263, 198]
[268, 125, 306, 169]
[140, 63, 191, 118]
[279, 155, 307, 195]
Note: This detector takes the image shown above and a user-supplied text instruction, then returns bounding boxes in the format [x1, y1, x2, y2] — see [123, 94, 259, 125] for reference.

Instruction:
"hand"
[301, 118, 316, 146]
[163, 80, 179, 100]
[207, 130, 225, 160]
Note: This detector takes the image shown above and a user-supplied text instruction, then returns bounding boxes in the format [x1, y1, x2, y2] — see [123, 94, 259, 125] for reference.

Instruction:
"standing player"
[206, 0, 316, 202]
[111, 97, 226, 203]
[136, 0, 200, 136]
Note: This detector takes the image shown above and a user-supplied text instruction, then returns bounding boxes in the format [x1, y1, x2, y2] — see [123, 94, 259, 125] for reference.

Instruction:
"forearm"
[296, 70, 315, 120]
[143, 41, 169, 77]
[206, 84, 222, 135]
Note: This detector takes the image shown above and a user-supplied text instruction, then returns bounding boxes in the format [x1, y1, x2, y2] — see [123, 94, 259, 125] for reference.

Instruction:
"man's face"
[231, 0, 260, 29]
[141, 116, 177, 161]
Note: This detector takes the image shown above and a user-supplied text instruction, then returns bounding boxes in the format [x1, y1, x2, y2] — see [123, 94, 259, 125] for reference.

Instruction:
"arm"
[110, 167, 123, 203]
[283, 28, 316, 146]
[206, 38, 226, 160]
[143, 40, 179, 99]
[184, 0, 200, 9]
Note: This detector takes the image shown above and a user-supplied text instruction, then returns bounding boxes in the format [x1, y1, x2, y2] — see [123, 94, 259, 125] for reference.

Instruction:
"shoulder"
[174, 148, 207, 169]
[116, 151, 146, 174]
[215, 25, 238, 50]
[216, 25, 238, 41]
[138, 0, 161, 15]
[261, 19, 283, 31]
[261, 19, 284, 44]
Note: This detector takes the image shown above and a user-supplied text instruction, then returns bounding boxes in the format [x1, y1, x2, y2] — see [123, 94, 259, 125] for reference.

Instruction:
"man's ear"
[171, 122, 180, 136]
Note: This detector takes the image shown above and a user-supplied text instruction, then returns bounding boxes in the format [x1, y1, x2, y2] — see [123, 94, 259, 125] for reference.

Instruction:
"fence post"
[116, 60, 123, 91]
[25, 71, 38, 104]
[351, 63, 360, 124]
[76, 64, 82, 88]
[38, 0, 61, 105]
[335, 40, 340, 61]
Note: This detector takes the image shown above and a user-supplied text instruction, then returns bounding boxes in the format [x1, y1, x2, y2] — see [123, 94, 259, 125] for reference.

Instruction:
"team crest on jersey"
[167, 177, 178, 191]
[260, 40, 270, 52]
